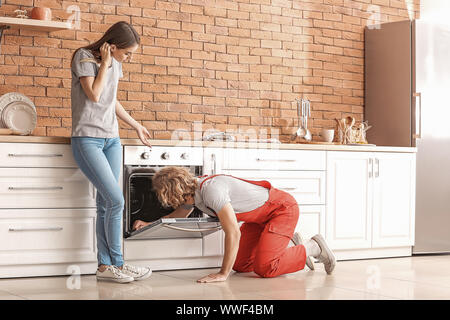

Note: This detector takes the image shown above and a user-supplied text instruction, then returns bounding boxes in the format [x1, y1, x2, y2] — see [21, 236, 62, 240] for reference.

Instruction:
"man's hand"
[197, 272, 229, 283]
[132, 219, 151, 231]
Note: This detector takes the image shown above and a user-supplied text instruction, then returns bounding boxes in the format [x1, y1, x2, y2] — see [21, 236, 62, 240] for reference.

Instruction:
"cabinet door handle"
[8, 153, 64, 158]
[211, 153, 217, 175]
[162, 224, 222, 233]
[9, 227, 63, 232]
[369, 158, 373, 178]
[413, 92, 422, 139]
[375, 158, 380, 178]
[8, 186, 64, 191]
[256, 158, 296, 162]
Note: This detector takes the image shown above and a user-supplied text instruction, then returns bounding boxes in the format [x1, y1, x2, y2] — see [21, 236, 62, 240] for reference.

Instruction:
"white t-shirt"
[194, 175, 269, 217]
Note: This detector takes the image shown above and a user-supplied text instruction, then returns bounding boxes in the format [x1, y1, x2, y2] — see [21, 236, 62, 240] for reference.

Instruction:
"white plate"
[2, 101, 37, 135]
[0, 92, 35, 129]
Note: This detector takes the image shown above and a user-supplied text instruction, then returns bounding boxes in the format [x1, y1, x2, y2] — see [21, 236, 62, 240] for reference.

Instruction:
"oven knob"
[180, 153, 189, 160]
[161, 152, 170, 160]
[141, 152, 150, 160]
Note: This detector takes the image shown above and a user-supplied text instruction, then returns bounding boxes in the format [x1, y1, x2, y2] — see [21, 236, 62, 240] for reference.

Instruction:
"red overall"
[200, 174, 307, 278]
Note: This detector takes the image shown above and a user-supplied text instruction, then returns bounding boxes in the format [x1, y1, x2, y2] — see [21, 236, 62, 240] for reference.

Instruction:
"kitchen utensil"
[0, 128, 23, 135]
[342, 116, 355, 144]
[335, 119, 344, 144]
[291, 98, 306, 141]
[303, 99, 312, 141]
[2, 101, 37, 135]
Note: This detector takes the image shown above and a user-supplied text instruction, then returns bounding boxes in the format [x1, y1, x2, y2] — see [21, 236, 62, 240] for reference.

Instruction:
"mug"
[30, 7, 52, 21]
[321, 129, 335, 143]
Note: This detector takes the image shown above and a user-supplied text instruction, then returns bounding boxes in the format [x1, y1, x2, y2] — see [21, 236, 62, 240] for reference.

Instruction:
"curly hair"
[152, 167, 198, 208]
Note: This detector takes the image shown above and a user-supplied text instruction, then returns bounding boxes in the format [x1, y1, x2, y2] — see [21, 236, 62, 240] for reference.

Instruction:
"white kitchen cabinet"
[372, 153, 416, 248]
[296, 205, 325, 241]
[222, 148, 326, 171]
[0, 208, 96, 266]
[326, 152, 373, 250]
[0, 142, 98, 278]
[220, 148, 326, 240]
[0, 167, 96, 209]
[220, 169, 325, 205]
[201, 148, 225, 258]
[326, 151, 416, 254]
[0, 143, 78, 168]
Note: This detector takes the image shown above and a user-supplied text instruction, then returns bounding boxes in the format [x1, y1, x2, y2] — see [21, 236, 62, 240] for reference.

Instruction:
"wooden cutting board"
[297, 140, 341, 145]
[0, 128, 23, 135]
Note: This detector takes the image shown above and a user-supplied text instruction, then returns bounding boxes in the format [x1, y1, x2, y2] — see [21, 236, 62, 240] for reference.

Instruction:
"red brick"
[2, 0, 418, 139]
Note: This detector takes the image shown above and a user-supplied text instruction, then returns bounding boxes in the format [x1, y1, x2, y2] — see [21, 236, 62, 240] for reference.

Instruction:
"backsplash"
[0, 0, 420, 142]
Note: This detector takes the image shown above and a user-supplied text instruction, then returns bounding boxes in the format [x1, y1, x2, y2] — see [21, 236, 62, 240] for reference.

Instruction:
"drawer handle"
[8, 153, 64, 158]
[256, 158, 296, 162]
[163, 224, 222, 233]
[9, 227, 63, 232]
[280, 187, 297, 191]
[8, 187, 64, 191]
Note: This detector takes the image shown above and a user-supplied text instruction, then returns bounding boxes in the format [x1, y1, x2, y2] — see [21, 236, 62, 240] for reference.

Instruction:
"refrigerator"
[365, 20, 450, 254]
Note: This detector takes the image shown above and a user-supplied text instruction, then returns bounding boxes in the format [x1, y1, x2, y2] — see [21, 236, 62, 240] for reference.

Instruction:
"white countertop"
[0, 135, 417, 153]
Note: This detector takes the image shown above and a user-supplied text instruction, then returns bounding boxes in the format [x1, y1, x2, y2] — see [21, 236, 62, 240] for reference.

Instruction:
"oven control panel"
[124, 146, 203, 166]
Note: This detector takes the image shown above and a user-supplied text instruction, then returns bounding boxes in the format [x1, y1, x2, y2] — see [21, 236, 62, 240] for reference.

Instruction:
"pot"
[30, 7, 52, 21]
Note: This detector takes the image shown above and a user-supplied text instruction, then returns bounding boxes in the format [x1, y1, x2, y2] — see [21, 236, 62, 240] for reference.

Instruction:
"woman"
[70, 21, 152, 283]
[134, 167, 336, 283]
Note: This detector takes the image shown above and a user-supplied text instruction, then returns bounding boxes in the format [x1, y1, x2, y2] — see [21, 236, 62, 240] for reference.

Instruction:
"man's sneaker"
[291, 232, 315, 270]
[96, 265, 134, 283]
[121, 264, 152, 281]
[311, 234, 336, 275]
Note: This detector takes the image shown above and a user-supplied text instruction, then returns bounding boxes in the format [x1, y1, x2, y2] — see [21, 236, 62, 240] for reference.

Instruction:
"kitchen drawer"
[0, 143, 78, 168]
[0, 209, 96, 265]
[0, 168, 97, 209]
[124, 238, 203, 260]
[222, 170, 326, 205]
[222, 148, 326, 171]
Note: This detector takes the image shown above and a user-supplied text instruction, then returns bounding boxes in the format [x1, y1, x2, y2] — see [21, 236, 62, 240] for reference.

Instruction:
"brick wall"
[0, 0, 420, 142]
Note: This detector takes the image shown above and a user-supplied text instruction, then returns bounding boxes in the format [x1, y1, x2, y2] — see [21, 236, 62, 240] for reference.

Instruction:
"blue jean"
[71, 137, 124, 267]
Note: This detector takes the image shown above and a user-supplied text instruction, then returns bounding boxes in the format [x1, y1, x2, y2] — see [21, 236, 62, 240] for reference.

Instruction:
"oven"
[122, 145, 221, 241]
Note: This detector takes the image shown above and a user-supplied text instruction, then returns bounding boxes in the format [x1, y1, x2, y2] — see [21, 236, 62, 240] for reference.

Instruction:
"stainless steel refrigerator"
[365, 20, 450, 254]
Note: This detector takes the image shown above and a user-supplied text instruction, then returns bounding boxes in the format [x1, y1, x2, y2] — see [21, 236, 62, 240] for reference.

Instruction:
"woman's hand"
[132, 219, 151, 231]
[197, 272, 229, 283]
[100, 42, 112, 67]
[136, 124, 152, 148]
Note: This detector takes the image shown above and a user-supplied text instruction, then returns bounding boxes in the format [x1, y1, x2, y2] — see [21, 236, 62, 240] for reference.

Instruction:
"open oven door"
[124, 217, 222, 240]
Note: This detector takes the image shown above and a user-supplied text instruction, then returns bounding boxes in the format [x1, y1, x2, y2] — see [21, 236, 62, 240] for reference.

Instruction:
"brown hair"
[152, 167, 198, 208]
[71, 21, 140, 66]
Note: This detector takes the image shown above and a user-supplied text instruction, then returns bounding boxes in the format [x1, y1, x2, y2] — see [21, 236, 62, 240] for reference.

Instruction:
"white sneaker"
[96, 265, 134, 283]
[121, 264, 152, 281]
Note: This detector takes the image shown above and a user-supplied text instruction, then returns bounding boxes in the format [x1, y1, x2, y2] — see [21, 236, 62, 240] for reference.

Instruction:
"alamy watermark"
[66, 265, 81, 290]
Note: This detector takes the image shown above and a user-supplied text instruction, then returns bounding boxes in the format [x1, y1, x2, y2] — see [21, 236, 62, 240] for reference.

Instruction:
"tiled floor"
[1, 255, 450, 300]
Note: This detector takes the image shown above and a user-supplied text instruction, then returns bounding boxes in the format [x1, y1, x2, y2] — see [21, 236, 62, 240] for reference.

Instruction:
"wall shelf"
[0, 16, 73, 54]
[0, 16, 73, 32]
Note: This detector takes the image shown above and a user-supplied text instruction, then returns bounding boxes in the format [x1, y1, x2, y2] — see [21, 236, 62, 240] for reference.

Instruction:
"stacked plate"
[0, 92, 37, 135]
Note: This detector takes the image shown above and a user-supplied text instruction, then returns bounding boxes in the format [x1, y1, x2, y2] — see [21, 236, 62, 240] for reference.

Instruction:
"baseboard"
[125, 256, 223, 271]
[334, 247, 412, 261]
[0, 262, 98, 279]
